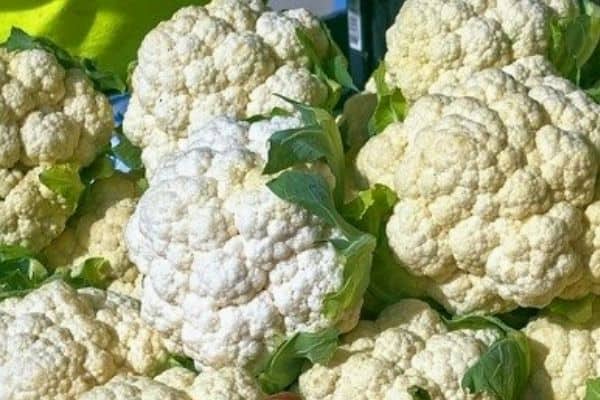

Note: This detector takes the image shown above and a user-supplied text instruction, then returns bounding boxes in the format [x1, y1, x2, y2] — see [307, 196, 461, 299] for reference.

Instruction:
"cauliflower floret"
[356, 56, 600, 314]
[0, 281, 169, 400]
[523, 308, 600, 400]
[0, 47, 113, 251]
[298, 299, 495, 400]
[384, 0, 577, 101]
[124, 0, 331, 175]
[125, 116, 359, 370]
[43, 175, 142, 298]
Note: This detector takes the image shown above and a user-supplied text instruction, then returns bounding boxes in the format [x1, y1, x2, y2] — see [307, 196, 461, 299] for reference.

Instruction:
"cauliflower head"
[298, 299, 497, 400]
[523, 307, 600, 400]
[357, 56, 600, 314]
[43, 174, 142, 298]
[125, 115, 360, 370]
[81, 366, 265, 400]
[0, 280, 169, 399]
[384, 0, 578, 101]
[0, 47, 113, 251]
[78, 375, 190, 400]
[123, 0, 333, 173]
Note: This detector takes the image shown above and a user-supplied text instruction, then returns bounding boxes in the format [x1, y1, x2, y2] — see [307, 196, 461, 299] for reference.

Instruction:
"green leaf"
[80, 152, 116, 185]
[462, 331, 530, 400]
[548, 0, 600, 86]
[39, 164, 85, 212]
[244, 107, 292, 123]
[263, 100, 346, 206]
[586, 378, 600, 400]
[165, 354, 197, 372]
[341, 184, 398, 236]
[409, 386, 432, 400]
[3, 27, 126, 93]
[0, 244, 49, 300]
[445, 314, 531, 400]
[267, 171, 360, 240]
[111, 132, 144, 173]
[296, 23, 357, 110]
[267, 170, 376, 324]
[546, 294, 596, 324]
[257, 328, 339, 394]
[64, 257, 112, 290]
[368, 63, 408, 135]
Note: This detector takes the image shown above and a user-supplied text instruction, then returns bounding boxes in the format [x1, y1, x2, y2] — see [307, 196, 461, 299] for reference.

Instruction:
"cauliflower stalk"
[125, 102, 376, 393]
[357, 56, 600, 315]
[299, 299, 530, 400]
[123, 0, 354, 175]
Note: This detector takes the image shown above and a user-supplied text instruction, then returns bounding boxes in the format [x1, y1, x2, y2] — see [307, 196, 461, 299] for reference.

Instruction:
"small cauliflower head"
[384, 0, 578, 101]
[81, 366, 265, 400]
[124, 0, 331, 173]
[125, 115, 359, 370]
[78, 375, 190, 400]
[0, 47, 113, 251]
[523, 309, 600, 400]
[43, 174, 142, 298]
[298, 299, 496, 400]
[357, 56, 600, 314]
[0, 280, 169, 400]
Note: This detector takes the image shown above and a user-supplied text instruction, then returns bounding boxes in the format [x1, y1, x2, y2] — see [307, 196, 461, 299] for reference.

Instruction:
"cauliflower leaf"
[586, 378, 600, 400]
[368, 63, 408, 136]
[39, 164, 86, 212]
[257, 328, 339, 394]
[446, 315, 531, 400]
[548, 0, 600, 92]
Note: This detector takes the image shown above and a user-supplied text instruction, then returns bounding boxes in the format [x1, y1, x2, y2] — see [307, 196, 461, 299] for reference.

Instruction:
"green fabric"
[0, 0, 209, 77]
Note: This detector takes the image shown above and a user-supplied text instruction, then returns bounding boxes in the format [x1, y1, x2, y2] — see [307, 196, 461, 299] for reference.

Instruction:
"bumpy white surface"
[357, 56, 600, 314]
[123, 0, 330, 174]
[0, 281, 168, 400]
[524, 307, 600, 400]
[384, 0, 578, 101]
[43, 175, 142, 298]
[299, 299, 497, 399]
[0, 48, 113, 250]
[81, 366, 265, 400]
[125, 116, 360, 370]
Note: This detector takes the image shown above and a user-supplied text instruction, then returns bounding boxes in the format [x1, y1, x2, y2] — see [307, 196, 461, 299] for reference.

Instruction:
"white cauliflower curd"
[0, 46, 113, 251]
[357, 56, 600, 314]
[123, 0, 337, 174]
[383, 0, 580, 101]
[299, 299, 498, 400]
[125, 115, 361, 370]
[0, 280, 168, 399]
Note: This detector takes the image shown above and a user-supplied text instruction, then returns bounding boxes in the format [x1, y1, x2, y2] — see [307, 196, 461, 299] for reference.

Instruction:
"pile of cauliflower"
[3, 0, 600, 399]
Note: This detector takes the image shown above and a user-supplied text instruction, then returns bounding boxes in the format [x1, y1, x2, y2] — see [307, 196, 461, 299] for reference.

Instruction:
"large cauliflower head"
[298, 299, 497, 400]
[124, 0, 333, 173]
[357, 56, 600, 314]
[0, 280, 169, 400]
[384, 0, 578, 101]
[523, 307, 600, 400]
[125, 115, 360, 370]
[0, 47, 113, 251]
[43, 174, 143, 298]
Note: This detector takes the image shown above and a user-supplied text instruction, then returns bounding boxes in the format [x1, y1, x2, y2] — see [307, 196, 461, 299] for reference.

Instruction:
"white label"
[347, 1, 363, 52]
